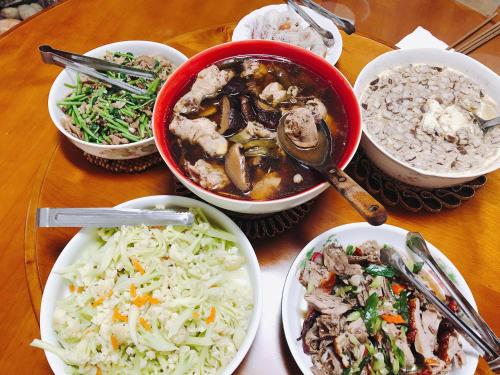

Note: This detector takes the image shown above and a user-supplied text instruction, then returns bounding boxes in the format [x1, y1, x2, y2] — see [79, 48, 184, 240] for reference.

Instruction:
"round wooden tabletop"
[1, 0, 499, 374]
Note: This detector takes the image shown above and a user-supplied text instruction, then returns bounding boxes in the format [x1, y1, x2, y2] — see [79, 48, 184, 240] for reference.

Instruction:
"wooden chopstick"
[456, 22, 499, 52]
[460, 24, 500, 54]
[448, 12, 497, 49]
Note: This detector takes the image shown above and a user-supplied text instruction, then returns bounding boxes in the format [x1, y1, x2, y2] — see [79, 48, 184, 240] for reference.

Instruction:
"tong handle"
[39, 45, 157, 79]
[300, 0, 355, 35]
[37, 208, 194, 228]
[398, 263, 499, 360]
[407, 233, 500, 352]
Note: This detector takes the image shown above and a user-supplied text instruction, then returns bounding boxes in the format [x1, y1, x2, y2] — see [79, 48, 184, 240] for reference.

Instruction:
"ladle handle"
[322, 166, 388, 226]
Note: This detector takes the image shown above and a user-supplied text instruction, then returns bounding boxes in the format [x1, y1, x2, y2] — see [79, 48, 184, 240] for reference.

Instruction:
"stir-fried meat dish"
[299, 240, 465, 375]
[168, 56, 348, 200]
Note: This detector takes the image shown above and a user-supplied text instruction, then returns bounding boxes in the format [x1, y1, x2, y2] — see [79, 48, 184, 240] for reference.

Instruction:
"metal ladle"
[277, 115, 387, 226]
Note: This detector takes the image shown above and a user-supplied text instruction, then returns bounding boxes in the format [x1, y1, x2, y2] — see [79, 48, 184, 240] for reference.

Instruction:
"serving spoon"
[277, 115, 387, 226]
[473, 113, 500, 133]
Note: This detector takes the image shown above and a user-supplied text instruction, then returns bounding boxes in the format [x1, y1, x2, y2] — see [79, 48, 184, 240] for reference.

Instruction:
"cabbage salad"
[32, 208, 253, 374]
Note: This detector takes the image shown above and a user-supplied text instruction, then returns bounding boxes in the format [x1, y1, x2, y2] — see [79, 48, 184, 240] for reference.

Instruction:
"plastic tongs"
[39, 45, 157, 95]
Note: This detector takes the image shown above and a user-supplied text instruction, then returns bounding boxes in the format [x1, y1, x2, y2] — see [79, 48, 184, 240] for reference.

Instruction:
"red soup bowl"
[152, 40, 362, 214]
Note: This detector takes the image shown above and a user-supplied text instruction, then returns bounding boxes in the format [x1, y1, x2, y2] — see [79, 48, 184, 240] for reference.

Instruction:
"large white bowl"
[282, 223, 479, 375]
[48, 41, 188, 160]
[353, 48, 500, 188]
[232, 4, 343, 66]
[39, 195, 262, 375]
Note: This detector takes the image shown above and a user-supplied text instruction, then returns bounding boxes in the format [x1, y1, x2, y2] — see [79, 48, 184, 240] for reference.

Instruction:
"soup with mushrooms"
[167, 55, 348, 200]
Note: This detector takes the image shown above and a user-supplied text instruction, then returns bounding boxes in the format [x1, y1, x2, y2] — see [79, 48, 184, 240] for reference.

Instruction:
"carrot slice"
[112, 307, 128, 323]
[132, 295, 159, 307]
[69, 284, 76, 293]
[96, 367, 102, 375]
[139, 317, 152, 331]
[381, 313, 406, 324]
[205, 307, 216, 324]
[110, 334, 119, 350]
[391, 283, 405, 295]
[130, 283, 137, 298]
[131, 257, 145, 275]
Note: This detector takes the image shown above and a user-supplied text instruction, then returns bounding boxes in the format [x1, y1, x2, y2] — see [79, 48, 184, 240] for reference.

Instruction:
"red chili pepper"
[311, 252, 323, 263]
[353, 247, 363, 256]
[320, 272, 336, 290]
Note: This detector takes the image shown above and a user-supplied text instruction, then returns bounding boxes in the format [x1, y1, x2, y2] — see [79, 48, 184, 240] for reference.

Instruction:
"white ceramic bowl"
[39, 195, 262, 375]
[232, 4, 343, 66]
[282, 222, 479, 375]
[48, 41, 188, 160]
[353, 48, 500, 188]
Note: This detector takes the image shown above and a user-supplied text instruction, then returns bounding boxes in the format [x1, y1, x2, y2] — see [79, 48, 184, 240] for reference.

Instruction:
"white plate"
[232, 4, 343, 66]
[39, 195, 262, 375]
[282, 223, 479, 375]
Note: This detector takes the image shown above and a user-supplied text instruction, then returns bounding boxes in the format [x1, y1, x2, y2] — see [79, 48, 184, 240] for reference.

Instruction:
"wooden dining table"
[0, 0, 498, 373]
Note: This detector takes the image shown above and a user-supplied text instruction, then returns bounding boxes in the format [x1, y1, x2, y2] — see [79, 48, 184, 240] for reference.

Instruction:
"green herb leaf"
[412, 261, 424, 273]
[393, 290, 409, 322]
[346, 245, 355, 255]
[365, 264, 395, 278]
[363, 293, 380, 333]
[353, 355, 371, 375]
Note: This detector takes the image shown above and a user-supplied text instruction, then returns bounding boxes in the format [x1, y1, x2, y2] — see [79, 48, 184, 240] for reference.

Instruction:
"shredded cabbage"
[31, 208, 253, 374]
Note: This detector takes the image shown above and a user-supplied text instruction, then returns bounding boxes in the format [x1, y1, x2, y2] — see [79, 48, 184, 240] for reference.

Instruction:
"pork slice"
[283, 107, 319, 148]
[347, 240, 382, 264]
[312, 346, 343, 375]
[185, 160, 230, 191]
[346, 318, 368, 343]
[422, 305, 442, 351]
[317, 314, 345, 338]
[304, 321, 321, 354]
[323, 244, 363, 277]
[300, 308, 320, 354]
[383, 323, 416, 368]
[241, 59, 260, 78]
[409, 297, 440, 360]
[305, 290, 353, 316]
[437, 320, 465, 366]
[259, 82, 289, 105]
[174, 65, 234, 113]
[306, 98, 327, 122]
[169, 115, 228, 157]
[333, 332, 355, 367]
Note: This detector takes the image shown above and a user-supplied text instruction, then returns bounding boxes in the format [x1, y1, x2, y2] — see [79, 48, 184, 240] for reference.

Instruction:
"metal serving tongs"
[406, 232, 500, 351]
[299, 0, 355, 35]
[287, 0, 335, 47]
[39, 45, 157, 95]
[381, 246, 500, 372]
[37, 208, 194, 228]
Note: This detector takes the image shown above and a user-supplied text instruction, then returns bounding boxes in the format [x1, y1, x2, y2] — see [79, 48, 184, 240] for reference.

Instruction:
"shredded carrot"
[148, 296, 160, 305]
[130, 283, 137, 298]
[112, 307, 128, 323]
[91, 290, 112, 308]
[96, 367, 102, 375]
[69, 284, 76, 293]
[381, 314, 406, 324]
[205, 306, 216, 324]
[132, 294, 159, 307]
[192, 311, 200, 320]
[77, 286, 85, 293]
[139, 317, 152, 331]
[391, 283, 405, 295]
[110, 334, 119, 350]
[131, 257, 145, 275]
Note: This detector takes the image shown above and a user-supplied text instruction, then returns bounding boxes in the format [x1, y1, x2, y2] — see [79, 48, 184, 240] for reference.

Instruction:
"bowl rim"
[152, 39, 362, 206]
[47, 40, 188, 150]
[231, 3, 343, 66]
[354, 47, 500, 179]
[39, 195, 263, 375]
[281, 221, 479, 375]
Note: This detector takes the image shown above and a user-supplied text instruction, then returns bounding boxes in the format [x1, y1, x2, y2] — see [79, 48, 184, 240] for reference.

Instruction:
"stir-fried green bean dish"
[58, 52, 175, 145]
